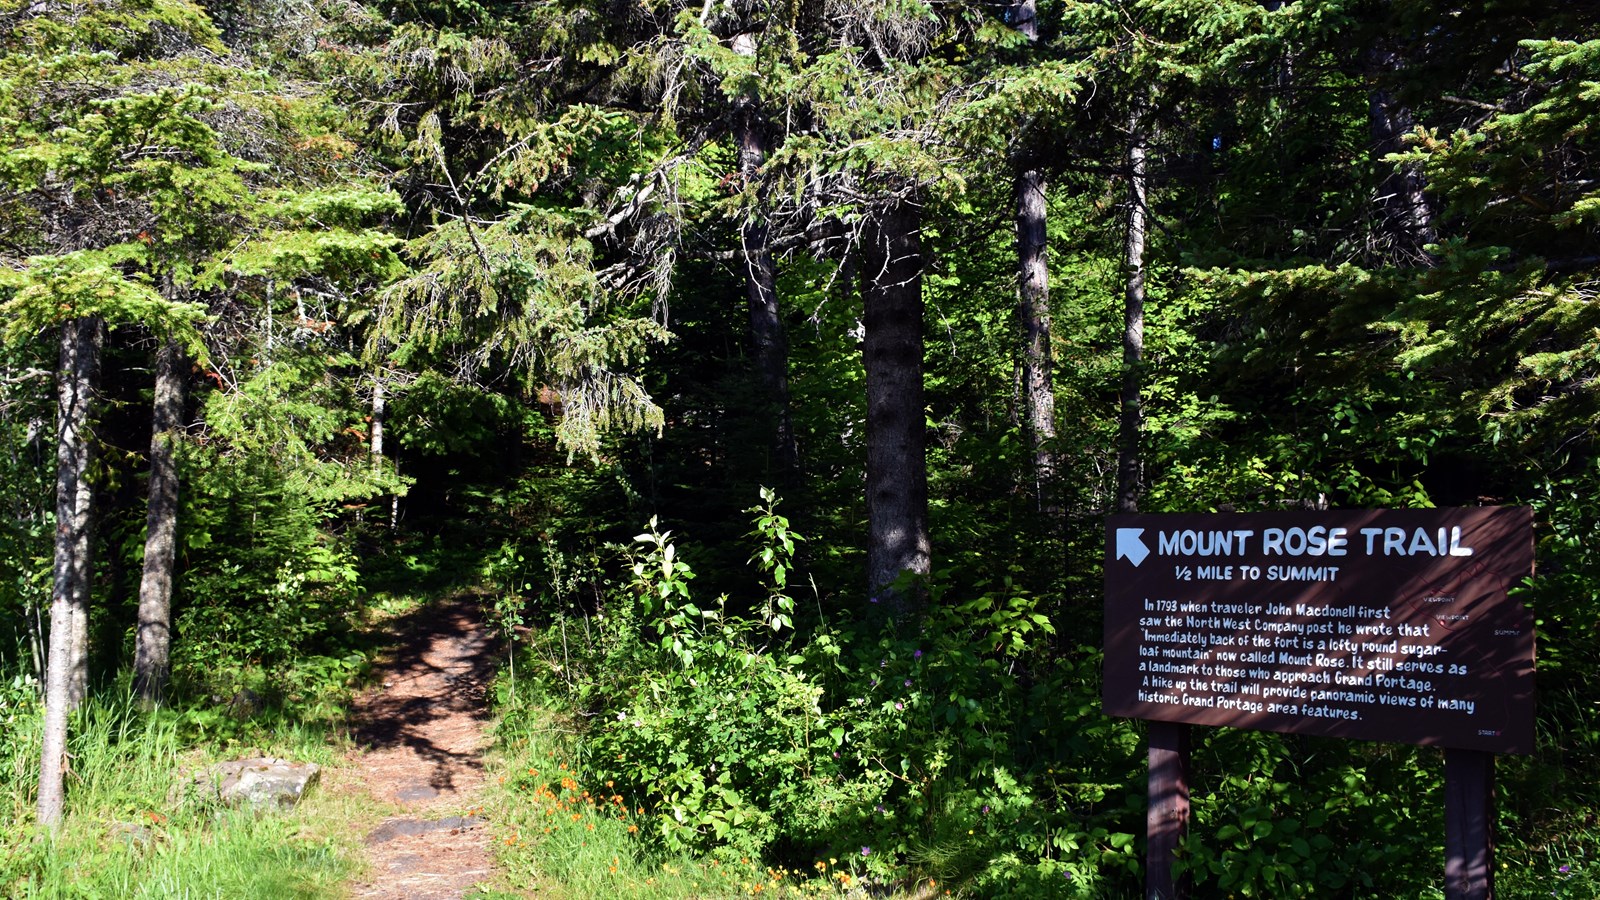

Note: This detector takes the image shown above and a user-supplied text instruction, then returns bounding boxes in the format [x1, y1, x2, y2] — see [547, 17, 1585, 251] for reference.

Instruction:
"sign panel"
[1103, 508, 1535, 753]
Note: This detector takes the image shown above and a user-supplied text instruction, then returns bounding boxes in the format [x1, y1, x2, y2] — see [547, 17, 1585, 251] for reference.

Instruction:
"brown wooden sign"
[1104, 507, 1535, 754]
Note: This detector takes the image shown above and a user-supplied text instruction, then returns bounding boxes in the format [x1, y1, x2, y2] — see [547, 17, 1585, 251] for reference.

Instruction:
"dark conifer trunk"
[134, 338, 186, 706]
[862, 197, 930, 605]
[737, 103, 798, 475]
[39, 315, 103, 827]
[1011, 0, 1037, 38]
[1366, 45, 1437, 264]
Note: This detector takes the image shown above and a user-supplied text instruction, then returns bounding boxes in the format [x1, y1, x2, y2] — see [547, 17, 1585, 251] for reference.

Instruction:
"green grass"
[10, 812, 350, 899]
[0, 687, 362, 899]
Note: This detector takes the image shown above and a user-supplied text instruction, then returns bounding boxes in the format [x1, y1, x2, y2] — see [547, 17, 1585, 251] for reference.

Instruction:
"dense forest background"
[2, 0, 1599, 896]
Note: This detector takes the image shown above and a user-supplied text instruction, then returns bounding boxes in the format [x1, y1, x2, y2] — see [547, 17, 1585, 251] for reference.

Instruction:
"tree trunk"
[370, 371, 401, 528]
[737, 102, 798, 475]
[1016, 167, 1057, 511]
[38, 314, 103, 828]
[371, 373, 386, 462]
[133, 339, 186, 707]
[1117, 114, 1149, 516]
[1011, 0, 1055, 512]
[1012, 0, 1038, 41]
[862, 196, 930, 606]
[1366, 45, 1437, 264]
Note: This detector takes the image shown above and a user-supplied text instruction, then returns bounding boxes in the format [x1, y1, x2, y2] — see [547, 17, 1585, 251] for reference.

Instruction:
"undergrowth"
[0, 536, 445, 898]
[479, 490, 1149, 898]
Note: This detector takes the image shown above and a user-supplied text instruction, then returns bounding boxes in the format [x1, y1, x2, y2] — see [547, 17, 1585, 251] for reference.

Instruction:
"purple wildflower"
[914, 649, 923, 659]
[861, 846, 871, 857]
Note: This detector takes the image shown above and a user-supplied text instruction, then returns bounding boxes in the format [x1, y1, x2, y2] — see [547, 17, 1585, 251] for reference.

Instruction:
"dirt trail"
[347, 595, 500, 899]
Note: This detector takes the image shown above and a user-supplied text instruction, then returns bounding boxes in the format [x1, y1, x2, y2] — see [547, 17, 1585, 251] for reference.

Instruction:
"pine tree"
[0, 0, 403, 817]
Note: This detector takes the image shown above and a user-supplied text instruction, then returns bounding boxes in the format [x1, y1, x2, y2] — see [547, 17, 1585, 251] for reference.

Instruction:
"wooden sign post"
[1445, 749, 1495, 900]
[1146, 720, 1190, 900]
[1104, 508, 1534, 900]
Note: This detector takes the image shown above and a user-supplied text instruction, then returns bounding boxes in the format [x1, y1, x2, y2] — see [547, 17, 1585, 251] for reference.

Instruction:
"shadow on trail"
[350, 593, 501, 797]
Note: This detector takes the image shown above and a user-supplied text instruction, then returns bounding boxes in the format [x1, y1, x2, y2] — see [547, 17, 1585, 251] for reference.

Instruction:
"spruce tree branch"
[583, 177, 659, 239]
[428, 138, 493, 273]
[693, 221, 846, 261]
[1441, 95, 1509, 113]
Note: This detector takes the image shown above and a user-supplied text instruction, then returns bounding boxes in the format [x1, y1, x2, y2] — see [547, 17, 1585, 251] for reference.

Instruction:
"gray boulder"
[195, 757, 321, 810]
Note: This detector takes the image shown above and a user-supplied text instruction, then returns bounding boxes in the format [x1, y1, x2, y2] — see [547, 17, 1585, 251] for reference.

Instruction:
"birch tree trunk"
[38, 314, 103, 828]
[1117, 114, 1149, 516]
[1012, 0, 1056, 512]
[862, 196, 930, 607]
[370, 371, 400, 528]
[1016, 167, 1057, 509]
[133, 338, 186, 706]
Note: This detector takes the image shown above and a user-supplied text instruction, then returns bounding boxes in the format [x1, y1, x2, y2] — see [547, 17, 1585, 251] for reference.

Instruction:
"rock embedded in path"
[365, 815, 487, 845]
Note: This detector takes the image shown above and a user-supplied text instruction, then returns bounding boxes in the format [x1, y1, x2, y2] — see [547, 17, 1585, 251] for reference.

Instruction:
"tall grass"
[0, 685, 358, 898]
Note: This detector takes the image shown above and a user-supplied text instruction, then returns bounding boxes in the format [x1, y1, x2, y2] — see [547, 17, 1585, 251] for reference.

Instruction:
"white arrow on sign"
[1116, 528, 1150, 567]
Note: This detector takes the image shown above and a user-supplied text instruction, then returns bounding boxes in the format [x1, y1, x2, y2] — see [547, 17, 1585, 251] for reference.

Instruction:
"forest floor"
[344, 594, 500, 899]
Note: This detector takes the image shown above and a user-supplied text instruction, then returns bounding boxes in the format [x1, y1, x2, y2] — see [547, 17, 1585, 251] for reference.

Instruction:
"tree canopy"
[3, 0, 1600, 895]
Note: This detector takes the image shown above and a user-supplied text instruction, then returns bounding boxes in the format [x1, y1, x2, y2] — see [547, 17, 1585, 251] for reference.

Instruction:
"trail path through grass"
[347, 595, 499, 899]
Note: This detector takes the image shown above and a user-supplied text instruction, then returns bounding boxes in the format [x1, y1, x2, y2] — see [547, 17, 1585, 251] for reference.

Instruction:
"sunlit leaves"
[0, 248, 208, 356]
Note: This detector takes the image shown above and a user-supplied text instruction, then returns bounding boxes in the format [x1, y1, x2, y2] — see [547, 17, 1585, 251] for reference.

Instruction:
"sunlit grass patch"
[0, 687, 363, 899]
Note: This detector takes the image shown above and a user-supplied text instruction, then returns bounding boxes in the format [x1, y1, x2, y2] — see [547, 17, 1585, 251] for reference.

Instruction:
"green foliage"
[746, 488, 800, 633]
[0, 249, 209, 354]
[504, 497, 1146, 895]
[0, 0, 399, 358]
[1178, 733, 1440, 897]
[582, 510, 831, 858]
[488, 699, 882, 899]
[374, 201, 670, 456]
[0, 342, 52, 678]
[169, 348, 395, 694]
[4, 1, 1600, 897]
[483, 540, 534, 700]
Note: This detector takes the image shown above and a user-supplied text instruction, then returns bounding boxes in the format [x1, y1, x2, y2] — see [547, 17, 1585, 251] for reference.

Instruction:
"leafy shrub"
[169, 354, 385, 696]
[521, 493, 1148, 896]
[581, 495, 843, 858]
